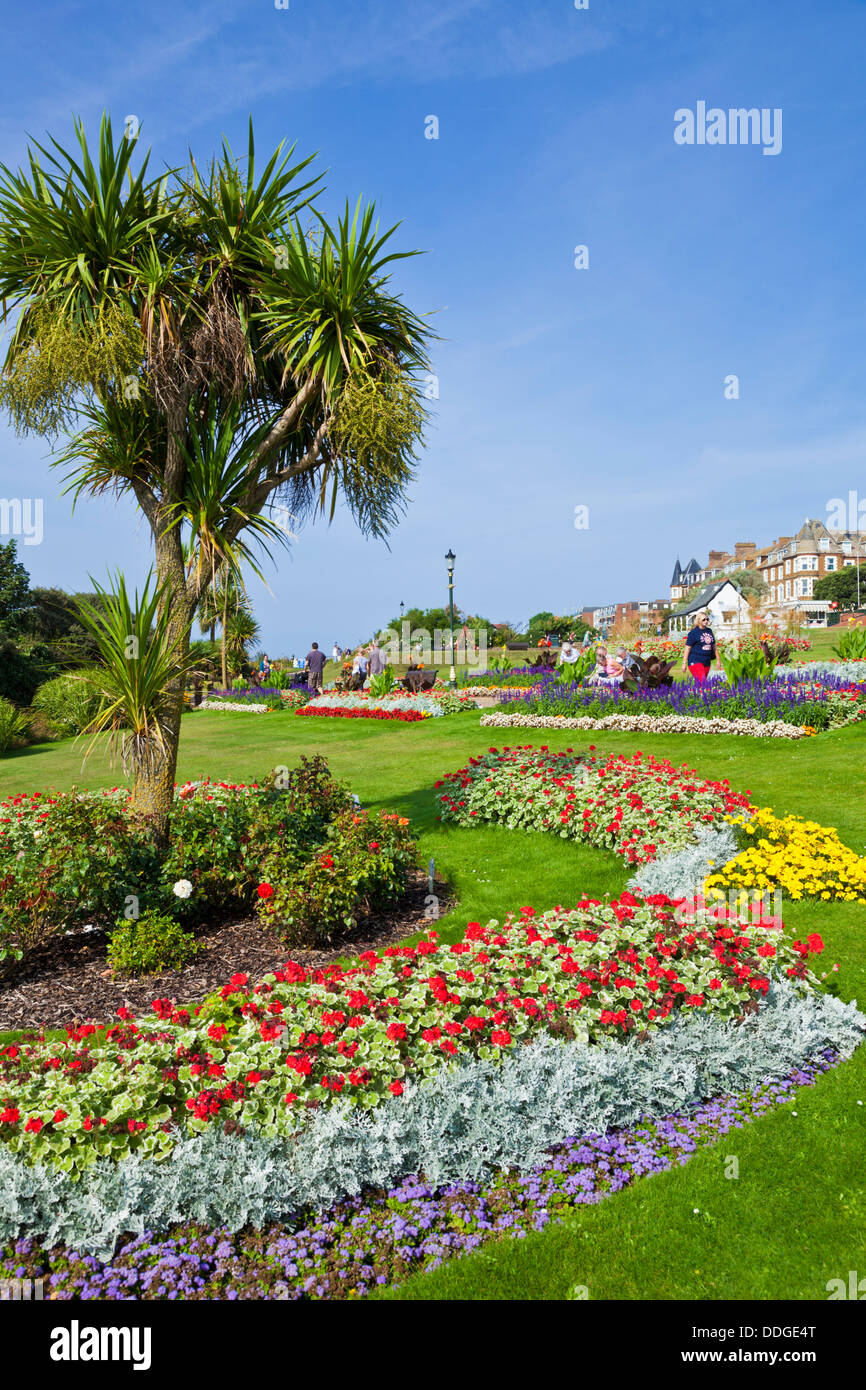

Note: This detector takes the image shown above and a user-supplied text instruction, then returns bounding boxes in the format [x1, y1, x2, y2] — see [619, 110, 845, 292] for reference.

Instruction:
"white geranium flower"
[173, 879, 193, 899]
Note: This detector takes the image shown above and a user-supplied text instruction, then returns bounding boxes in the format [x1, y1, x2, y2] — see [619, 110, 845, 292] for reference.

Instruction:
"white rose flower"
[173, 879, 193, 899]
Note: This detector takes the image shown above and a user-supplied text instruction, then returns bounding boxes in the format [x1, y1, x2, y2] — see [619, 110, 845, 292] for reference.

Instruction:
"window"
[820, 537, 830, 550]
[825, 556, 837, 571]
[843, 540, 852, 554]
[784, 560, 791, 575]
[795, 555, 818, 572]
[786, 581, 791, 598]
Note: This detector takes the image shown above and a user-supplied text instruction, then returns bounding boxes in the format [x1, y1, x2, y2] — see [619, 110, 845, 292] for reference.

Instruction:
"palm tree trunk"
[130, 488, 193, 847]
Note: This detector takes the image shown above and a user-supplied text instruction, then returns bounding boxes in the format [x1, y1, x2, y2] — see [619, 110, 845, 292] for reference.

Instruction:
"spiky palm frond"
[54, 390, 165, 504]
[259, 199, 430, 397]
[168, 394, 294, 594]
[73, 572, 197, 777]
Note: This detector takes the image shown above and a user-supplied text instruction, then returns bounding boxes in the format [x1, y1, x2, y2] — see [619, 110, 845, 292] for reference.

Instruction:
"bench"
[402, 669, 437, 693]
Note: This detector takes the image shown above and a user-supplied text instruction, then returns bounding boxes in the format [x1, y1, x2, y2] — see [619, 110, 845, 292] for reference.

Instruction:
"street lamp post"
[445, 549, 456, 691]
[399, 600, 405, 621]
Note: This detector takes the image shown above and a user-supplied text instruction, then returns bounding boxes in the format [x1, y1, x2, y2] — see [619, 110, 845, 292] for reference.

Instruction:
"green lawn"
[1, 709, 864, 1300]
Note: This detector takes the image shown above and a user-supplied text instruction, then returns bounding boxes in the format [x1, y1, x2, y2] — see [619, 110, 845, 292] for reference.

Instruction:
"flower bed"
[1, 1046, 843, 1298]
[298, 691, 475, 720]
[436, 746, 752, 864]
[497, 671, 866, 731]
[480, 711, 814, 739]
[0, 891, 823, 1175]
[2, 728, 861, 1299]
[705, 808, 866, 903]
[197, 699, 269, 713]
[776, 660, 866, 682]
[0, 758, 415, 966]
[460, 685, 534, 699]
[297, 705, 431, 722]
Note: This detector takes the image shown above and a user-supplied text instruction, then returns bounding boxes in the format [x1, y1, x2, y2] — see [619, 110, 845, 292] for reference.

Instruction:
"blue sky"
[1, 0, 865, 654]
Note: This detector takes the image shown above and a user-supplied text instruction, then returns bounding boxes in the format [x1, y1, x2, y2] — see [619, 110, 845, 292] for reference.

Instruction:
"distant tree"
[21, 586, 79, 642]
[487, 621, 519, 645]
[384, 605, 457, 635]
[683, 569, 767, 605]
[0, 539, 31, 637]
[224, 604, 260, 676]
[526, 611, 556, 643]
[814, 566, 862, 612]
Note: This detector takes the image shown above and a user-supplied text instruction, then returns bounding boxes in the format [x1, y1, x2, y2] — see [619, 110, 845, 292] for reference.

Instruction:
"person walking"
[259, 652, 271, 680]
[305, 641, 326, 691]
[368, 639, 385, 676]
[332, 643, 340, 663]
[682, 611, 716, 683]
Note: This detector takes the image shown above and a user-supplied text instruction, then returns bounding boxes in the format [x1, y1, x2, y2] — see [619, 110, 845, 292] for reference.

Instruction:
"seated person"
[349, 650, 368, 691]
[589, 645, 624, 684]
[591, 644, 609, 678]
[558, 639, 579, 664]
[615, 644, 641, 676]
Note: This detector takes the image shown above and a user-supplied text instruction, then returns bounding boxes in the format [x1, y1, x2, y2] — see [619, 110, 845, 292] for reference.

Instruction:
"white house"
[667, 580, 751, 638]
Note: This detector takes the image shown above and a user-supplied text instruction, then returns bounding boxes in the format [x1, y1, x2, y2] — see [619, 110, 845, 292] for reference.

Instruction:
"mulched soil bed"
[0, 869, 452, 1033]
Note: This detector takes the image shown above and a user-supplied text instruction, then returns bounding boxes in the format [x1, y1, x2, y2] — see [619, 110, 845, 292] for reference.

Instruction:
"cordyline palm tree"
[0, 115, 430, 841]
[224, 604, 260, 677]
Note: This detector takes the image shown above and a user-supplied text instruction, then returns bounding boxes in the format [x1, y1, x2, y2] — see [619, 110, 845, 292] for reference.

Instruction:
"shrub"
[107, 909, 202, 976]
[255, 808, 417, 946]
[0, 792, 159, 967]
[718, 647, 777, 683]
[368, 663, 396, 698]
[0, 639, 58, 706]
[0, 758, 367, 967]
[31, 670, 104, 737]
[835, 627, 866, 661]
[0, 697, 30, 755]
[263, 668, 296, 690]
